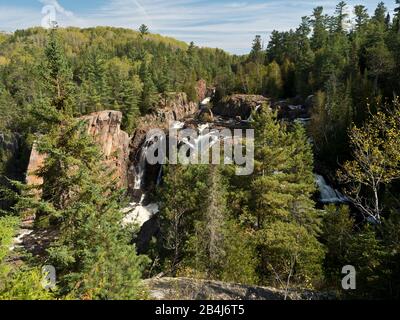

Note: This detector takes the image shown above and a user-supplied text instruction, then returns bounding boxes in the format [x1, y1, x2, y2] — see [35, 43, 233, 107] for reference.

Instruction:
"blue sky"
[0, 0, 396, 54]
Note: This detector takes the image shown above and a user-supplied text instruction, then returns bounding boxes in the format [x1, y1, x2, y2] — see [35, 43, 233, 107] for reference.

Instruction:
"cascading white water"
[200, 97, 211, 106]
[315, 174, 347, 203]
[244, 104, 261, 122]
[134, 131, 166, 190]
[171, 121, 185, 130]
[125, 132, 165, 227]
[181, 125, 221, 154]
[122, 194, 160, 227]
[134, 148, 147, 190]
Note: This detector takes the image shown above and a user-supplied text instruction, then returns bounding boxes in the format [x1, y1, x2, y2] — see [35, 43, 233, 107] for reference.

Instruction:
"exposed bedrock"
[26, 110, 130, 190]
[212, 94, 269, 119]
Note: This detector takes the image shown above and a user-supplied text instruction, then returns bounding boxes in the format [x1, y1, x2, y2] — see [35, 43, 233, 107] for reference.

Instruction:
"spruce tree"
[354, 5, 369, 30]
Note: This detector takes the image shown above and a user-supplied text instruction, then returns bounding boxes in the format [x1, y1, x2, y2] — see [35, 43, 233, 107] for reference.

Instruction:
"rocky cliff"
[26, 110, 130, 190]
[83, 111, 130, 187]
[213, 94, 269, 119]
[26, 91, 202, 193]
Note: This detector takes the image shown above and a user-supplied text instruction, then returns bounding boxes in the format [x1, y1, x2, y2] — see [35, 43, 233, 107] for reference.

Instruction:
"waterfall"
[315, 174, 347, 203]
[171, 121, 185, 130]
[245, 104, 261, 122]
[125, 132, 165, 227]
[200, 97, 211, 106]
[122, 194, 159, 227]
[125, 109, 217, 227]
[181, 124, 220, 154]
[134, 131, 166, 190]
[134, 147, 147, 190]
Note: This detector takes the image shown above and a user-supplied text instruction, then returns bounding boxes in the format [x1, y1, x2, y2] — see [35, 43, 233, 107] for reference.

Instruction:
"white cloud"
[0, 7, 41, 31]
[0, 0, 397, 54]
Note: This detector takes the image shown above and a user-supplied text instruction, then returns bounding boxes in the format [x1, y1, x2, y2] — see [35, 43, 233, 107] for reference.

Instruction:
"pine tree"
[249, 35, 264, 63]
[81, 50, 111, 113]
[335, 1, 349, 33]
[139, 24, 149, 37]
[183, 166, 227, 279]
[120, 75, 142, 132]
[158, 164, 209, 273]
[373, 2, 387, 25]
[42, 29, 74, 114]
[139, 61, 157, 114]
[354, 5, 369, 30]
[311, 6, 328, 50]
[247, 107, 324, 289]
[251, 108, 320, 233]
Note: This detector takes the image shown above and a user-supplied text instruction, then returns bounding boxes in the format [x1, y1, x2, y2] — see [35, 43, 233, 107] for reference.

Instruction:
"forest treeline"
[0, 1, 400, 300]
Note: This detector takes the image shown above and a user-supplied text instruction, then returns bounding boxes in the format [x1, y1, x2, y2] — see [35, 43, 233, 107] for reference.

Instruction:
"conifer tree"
[311, 6, 328, 50]
[354, 5, 370, 30]
[42, 29, 74, 114]
[373, 2, 387, 25]
[247, 107, 324, 289]
[158, 165, 209, 273]
[335, 1, 349, 33]
[139, 61, 157, 114]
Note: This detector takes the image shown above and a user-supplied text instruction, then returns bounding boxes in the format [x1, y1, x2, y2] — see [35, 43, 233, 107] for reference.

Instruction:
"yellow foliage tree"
[338, 98, 400, 223]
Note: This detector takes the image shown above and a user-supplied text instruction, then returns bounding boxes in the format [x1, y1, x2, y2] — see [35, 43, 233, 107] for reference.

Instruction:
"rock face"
[82, 111, 130, 187]
[26, 110, 130, 189]
[213, 94, 269, 119]
[144, 277, 334, 300]
[25, 143, 46, 191]
[195, 79, 207, 102]
[138, 92, 198, 127]
[198, 108, 214, 122]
